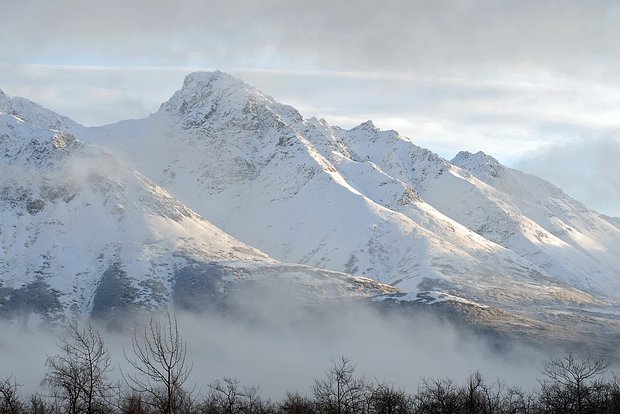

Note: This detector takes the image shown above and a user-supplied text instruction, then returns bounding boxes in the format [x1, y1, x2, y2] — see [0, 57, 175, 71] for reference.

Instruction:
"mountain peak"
[0, 90, 81, 132]
[352, 120, 377, 131]
[0, 113, 81, 170]
[0, 88, 9, 105]
[182, 70, 242, 90]
[157, 70, 308, 134]
[159, 70, 259, 118]
[348, 120, 405, 143]
[452, 150, 504, 179]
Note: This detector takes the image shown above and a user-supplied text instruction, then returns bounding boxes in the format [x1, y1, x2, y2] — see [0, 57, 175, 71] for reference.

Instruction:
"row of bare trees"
[1, 314, 619, 414]
[1, 313, 191, 414]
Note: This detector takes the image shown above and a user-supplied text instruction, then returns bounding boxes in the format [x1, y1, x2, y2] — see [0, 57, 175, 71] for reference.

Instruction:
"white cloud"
[3, 0, 619, 83]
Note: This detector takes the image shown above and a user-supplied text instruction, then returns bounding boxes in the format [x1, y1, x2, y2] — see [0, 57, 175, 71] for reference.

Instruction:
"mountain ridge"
[0, 109, 397, 323]
[83, 71, 616, 309]
[2, 72, 620, 336]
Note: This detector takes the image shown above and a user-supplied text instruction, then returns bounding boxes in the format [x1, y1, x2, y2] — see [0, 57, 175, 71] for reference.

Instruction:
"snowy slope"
[84, 71, 603, 311]
[315, 117, 620, 300]
[5, 70, 620, 329]
[0, 111, 396, 322]
[0, 88, 81, 132]
[450, 151, 620, 296]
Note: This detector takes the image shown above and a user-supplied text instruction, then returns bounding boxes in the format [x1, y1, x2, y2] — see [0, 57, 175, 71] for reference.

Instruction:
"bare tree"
[0, 376, 24, 414]
[123, 312, 192, 414]
[539, 353, 608, 414]
[27, 393, 56, 414]
[204, 378, 270, 414]
[242, 384, 269, 414]
[119, 392, 149, 414]
[415, 378, 460, 414]
[502, 386, 536, 414]
[480, 378, 506, 414]
[462, 371, 486, 414]
[205, 377, 244, 414]
[313, 357, 367, 414]
[42, 323, 113, 414]
[369, 383, 413, 414]
[278, 392, 316, 414]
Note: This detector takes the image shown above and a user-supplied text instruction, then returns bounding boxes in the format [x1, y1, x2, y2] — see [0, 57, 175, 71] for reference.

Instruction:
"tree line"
[1, 313, 619, 414]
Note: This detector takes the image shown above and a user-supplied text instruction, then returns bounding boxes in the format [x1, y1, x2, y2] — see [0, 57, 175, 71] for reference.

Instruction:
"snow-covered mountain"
[84, 71, 616, 313]
[0, 88, 81, 133]
[0, 106, 396, 322]
[3, 71, 620, 334]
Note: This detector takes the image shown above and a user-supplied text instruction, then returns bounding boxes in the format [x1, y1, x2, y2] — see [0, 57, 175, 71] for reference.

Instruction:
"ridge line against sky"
[2, 62, 620, 217]
[1, 0, 619, 215]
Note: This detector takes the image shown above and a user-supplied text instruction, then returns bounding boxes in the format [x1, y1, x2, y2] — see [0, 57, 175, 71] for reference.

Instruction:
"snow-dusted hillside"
[4, 70, 620, 331]
[317, 117, 620, 299]
[0, 88, 81, 133]
[447, 152, 620, 294]
[0, 110, 396, 322]
[84, 71, 614, 312]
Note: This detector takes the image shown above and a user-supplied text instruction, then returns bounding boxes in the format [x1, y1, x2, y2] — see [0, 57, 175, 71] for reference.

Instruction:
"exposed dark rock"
[172, 262, 228, 312]
[0, 278, 62, 319]
[91, 262, 139, 320]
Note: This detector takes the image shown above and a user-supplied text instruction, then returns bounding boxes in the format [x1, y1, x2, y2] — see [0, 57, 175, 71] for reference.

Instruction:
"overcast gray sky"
[1, 0, 619, 215]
